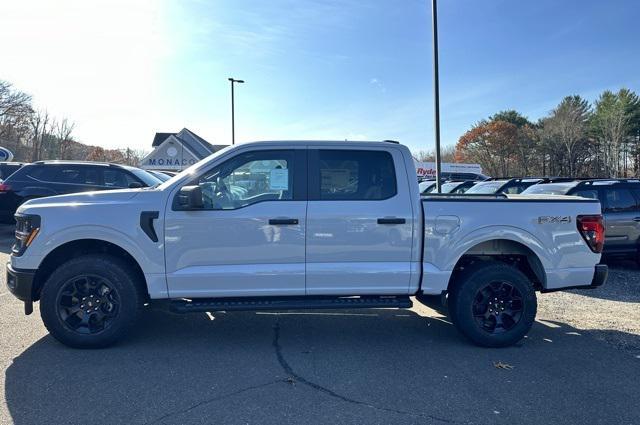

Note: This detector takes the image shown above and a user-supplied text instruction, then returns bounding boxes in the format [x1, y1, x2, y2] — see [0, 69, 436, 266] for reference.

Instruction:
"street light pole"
[431, 0, 442, 193]
[228, 77, 245, 145]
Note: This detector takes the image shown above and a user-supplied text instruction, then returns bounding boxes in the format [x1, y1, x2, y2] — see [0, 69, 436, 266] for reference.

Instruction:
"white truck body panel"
[420, 196, 602, 294]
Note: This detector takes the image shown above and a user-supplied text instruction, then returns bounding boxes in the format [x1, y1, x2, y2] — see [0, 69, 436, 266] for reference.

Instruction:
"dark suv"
[0, 162, 25, 181]
[522, 179, 640, 260]
[0, 161, 161, 222]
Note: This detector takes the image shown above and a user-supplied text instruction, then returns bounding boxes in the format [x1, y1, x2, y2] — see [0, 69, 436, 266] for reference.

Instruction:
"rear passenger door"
[305, 147, 414, 295]
[601, 186, 640, 253]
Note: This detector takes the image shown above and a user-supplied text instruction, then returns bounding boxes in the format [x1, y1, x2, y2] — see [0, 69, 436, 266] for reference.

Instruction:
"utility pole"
[431, 0, 442, 192]
[228, 77, 245, 145]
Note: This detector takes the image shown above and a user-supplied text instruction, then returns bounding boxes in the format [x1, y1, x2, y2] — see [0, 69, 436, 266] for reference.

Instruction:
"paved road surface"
[1, 225, 639, 424]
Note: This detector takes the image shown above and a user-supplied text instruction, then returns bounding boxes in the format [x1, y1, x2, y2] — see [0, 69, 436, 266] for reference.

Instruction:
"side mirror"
[177, 185, 204, 209]
[128, 181, 143, 189]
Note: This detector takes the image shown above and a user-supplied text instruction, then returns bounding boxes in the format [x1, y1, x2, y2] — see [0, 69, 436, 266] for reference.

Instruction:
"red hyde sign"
[414, 161, 483, 178]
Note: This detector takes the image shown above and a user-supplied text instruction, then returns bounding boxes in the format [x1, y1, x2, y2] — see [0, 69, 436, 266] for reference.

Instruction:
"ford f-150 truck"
[6, 141, 608, 348]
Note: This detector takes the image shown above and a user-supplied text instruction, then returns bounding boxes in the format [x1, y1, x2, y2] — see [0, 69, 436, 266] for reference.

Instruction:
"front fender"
[40, 225, 163, 273]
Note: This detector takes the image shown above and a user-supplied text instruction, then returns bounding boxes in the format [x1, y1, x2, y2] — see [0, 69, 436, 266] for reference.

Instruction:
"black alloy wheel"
[56, 274, 120, 335]
[472, 281, 523, 334]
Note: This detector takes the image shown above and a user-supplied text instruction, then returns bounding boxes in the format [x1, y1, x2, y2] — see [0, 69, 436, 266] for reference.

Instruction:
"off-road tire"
[448, 263, 537, 348]
[40, 254, 144, 348]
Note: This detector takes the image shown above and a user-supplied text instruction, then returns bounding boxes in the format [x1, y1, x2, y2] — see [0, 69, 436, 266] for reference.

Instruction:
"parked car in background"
[439, 180, 477, 194]
[419, 180, 477, 195]
[0, 162, 25, 181]
[419, 179, 438, 194]
[0, 161, 161, 222]
[465, 178, 543, 195]
[523, 179, 640, 261]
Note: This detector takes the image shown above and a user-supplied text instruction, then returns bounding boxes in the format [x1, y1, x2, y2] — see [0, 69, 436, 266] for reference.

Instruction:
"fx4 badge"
[538, 216, 571, 224]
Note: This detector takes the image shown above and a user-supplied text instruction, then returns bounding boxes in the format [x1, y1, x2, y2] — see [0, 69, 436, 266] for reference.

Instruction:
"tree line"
[454, 89, 640, 178]
[0, 79, 146, 165]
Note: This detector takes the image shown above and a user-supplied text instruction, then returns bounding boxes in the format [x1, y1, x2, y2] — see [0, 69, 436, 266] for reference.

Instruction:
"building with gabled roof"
[140, 128, 228, 171]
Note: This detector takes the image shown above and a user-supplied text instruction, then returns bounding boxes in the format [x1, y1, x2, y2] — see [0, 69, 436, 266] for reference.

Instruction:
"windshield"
[419, 181, 436, 194]
[465, 181, 505, 194]
[156, 145, 235, 190]
[440, 182, 461, 193]
[521, 183, 575, 195]
[148, 171, 170, 182]
[127, 167, 163, 187]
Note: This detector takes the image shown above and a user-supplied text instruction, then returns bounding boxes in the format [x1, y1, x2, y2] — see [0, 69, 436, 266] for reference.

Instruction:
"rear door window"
[312, 150, 397, 200]
[604, 188, 638, 212]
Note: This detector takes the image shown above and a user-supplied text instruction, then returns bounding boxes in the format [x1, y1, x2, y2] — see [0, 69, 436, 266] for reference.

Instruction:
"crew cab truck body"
[6, 141, 607, 348]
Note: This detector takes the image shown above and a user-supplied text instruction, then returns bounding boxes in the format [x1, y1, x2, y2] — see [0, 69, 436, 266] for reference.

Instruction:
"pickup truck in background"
[6, 140, 607, 348]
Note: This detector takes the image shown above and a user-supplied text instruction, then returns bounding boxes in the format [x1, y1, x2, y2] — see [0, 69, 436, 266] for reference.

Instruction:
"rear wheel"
[40, 254, 143, 348]
[448, 263, 537, 347]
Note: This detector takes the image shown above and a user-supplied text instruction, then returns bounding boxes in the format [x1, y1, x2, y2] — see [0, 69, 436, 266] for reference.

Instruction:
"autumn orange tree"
[455, 120, 519, 177]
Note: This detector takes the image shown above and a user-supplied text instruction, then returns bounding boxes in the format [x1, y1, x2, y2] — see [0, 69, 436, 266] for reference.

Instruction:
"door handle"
[633, 217, 640, 222]
[269, 218, 299, 225]
[377, 217, 406, 225]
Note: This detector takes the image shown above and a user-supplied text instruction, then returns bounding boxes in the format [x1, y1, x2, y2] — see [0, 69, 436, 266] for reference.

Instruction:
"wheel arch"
[448, 238, 546, 291]
[31, 239, 149, 302]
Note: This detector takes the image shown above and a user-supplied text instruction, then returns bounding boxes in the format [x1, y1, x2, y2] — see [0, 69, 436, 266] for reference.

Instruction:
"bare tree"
[55, 118, 75, 160]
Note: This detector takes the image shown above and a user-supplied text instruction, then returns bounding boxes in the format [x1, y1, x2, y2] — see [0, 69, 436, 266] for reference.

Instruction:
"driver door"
[164, 148, 307, 298]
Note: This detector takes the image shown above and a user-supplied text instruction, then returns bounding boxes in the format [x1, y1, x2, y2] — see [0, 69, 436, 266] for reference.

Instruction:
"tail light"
[0, 183, 11, 192]
[577, 215, 604, 253]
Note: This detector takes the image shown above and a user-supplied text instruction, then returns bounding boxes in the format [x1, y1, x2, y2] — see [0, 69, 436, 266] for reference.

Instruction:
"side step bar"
[170, 295, 412, 314]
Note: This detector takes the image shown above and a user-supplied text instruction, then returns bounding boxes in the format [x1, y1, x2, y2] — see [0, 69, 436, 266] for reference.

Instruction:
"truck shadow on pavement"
[5, 307, 640, 425]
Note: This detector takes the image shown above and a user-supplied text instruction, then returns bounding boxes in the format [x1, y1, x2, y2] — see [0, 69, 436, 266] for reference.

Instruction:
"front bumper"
[6, 262, 36, 314]
[541, 264, 608, 293]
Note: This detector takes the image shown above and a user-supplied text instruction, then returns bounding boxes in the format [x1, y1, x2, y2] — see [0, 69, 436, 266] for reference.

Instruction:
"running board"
[170, 295, 412, 313]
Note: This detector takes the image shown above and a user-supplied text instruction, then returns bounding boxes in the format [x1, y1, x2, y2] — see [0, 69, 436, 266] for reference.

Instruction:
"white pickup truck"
[6, 141, 607, 348]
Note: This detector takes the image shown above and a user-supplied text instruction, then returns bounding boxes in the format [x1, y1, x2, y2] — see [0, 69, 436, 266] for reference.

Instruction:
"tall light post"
[228, 77, 244, 145]
[431, 0, 442, 192]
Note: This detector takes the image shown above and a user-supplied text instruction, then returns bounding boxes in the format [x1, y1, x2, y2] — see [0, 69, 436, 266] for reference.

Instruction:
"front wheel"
[40, 254, 144, 348]
[448, 263, 537, 348]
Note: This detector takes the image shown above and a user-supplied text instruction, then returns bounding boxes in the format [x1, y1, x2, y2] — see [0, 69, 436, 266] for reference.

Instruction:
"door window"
[33, 166, 99, 185]
[187, 150, 295, 210]
[604, 188, 638, 212]
[314, 150, 397, 200]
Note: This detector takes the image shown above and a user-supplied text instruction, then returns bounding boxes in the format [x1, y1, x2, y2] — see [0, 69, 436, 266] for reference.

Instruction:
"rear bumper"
[541, 264, 608, 293]
[6, 262, 36, 314]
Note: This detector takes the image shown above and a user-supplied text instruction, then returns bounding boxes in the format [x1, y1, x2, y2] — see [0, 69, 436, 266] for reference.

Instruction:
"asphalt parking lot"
[1, 225, 639, 425]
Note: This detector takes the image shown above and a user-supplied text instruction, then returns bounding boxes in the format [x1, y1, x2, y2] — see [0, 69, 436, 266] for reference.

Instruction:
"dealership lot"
[0, 225, 639, 424]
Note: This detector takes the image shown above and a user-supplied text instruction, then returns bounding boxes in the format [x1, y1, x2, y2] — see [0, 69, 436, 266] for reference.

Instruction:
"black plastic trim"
[6, 263, 36, 314]
[269, 218, 299, 225]
[140, 211, 159, 242]
[377, 217, 406, 224]
[170, 295, 412, 313]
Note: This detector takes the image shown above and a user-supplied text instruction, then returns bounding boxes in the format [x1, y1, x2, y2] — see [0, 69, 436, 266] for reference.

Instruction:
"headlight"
[12, 214, 41, 256]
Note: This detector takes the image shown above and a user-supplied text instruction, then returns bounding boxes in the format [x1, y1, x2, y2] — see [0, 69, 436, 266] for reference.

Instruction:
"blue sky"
[2, 0, 639, 153]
